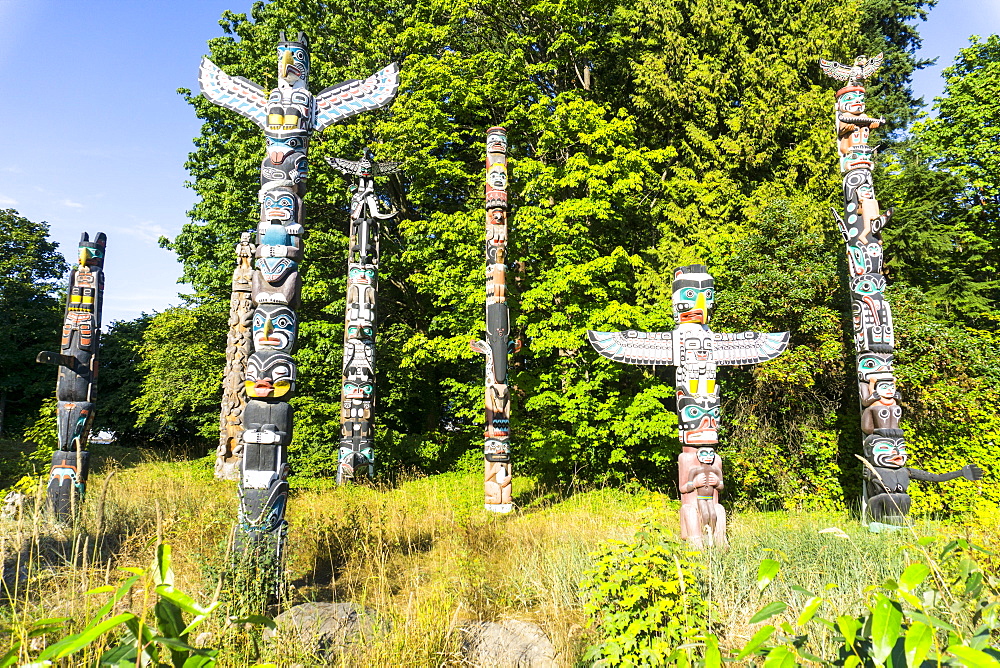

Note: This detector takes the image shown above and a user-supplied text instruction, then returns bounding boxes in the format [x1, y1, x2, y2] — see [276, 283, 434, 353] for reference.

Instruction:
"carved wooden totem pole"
[588, 265, 789, 547]
[36, 232, 107, 519]
[217, 231, 256, 480]
[821, 54, 982, 524]
[472, 128, 515, 512]
[199, 32, 399, 555]
[327, 149, 401, 483]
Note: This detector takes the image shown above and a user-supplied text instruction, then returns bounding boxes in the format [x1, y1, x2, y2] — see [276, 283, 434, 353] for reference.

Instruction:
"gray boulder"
[460, 619, 557, 667]
[263, 601, 385, 659]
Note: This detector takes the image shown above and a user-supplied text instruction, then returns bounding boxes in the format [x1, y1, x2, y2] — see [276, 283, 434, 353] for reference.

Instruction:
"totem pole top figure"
[198, 31, 400, 139]
[328, 148, 402, 222]
[819, 52, 883, 88]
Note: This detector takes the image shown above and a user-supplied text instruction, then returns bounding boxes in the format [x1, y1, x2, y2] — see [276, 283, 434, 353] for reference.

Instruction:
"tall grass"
[1, 454, 991, 665]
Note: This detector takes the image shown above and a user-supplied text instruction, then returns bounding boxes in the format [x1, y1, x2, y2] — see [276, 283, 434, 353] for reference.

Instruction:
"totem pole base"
[47, 449, 90, 521]
[485, 503, 513, 514]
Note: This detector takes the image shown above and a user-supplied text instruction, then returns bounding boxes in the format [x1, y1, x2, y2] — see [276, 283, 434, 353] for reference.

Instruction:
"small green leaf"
[734, 625, 776, 660]
[796, 597, 823, 627]
[763, 646, 796, 667]
[911, 611, 958, 632]
[38, 613, 136, 660]
[905, 621, 933, 667]
[899, 563, 931, 592]
[750, 601, 788, 624]
[948, 646, 1000, 667]
[757, 559, 781, 591]
[870, 594, 903, 665]
[703, 633, 721, 668]
[843, 656, 861, 668]
[838, 615, 860, 649]
[84, 585, 115, 596]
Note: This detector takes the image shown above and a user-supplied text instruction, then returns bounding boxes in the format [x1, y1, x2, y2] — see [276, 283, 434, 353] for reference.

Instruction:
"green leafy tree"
[94, 314, 157, 446]
[0, 209, 67, 438]
[157, 0, 947, 509]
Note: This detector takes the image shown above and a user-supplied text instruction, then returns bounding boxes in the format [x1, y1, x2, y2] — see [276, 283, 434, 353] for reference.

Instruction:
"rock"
[263, 602, 385, 659]
[1, 492, 27, 520]
[460, 619, 557, 667]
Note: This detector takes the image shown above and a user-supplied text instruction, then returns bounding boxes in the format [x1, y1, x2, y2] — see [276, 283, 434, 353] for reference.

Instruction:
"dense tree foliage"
[0, 210, 67, 438]
[84, 0, 997, 515]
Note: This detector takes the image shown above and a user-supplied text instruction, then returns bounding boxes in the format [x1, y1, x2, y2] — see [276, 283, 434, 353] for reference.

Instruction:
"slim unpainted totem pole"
[36, 232, 107, 519]
[820, 54, 982, 524]
[472, 128, 516, 512]
[588, 265, 789, 547]
[327, 149, 401, 483]
[217, 231, 256, 480]
[199, 32, 399, 554]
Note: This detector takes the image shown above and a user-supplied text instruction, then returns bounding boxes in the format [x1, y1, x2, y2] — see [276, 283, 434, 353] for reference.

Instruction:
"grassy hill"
[1, 449, 997, 665]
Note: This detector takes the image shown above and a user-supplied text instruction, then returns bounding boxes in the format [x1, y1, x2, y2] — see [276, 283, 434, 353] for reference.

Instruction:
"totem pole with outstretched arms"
[471, 127, 516, 513]
[199, 31, 399, 556]
[820, 54, 982, 524]
[588, 265, 790, 548]
[327, 149, 401, 483]
[36, 232, 107, 520]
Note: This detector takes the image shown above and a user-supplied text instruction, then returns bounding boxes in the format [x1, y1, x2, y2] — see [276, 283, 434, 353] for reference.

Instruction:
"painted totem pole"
[36, 232, 107, 519]
[327, 149, 401, 483]
[217, 231, 256, 480]
[199, 32, 399, 554]
[471, 127, 515, 513]
[588, 265, 789, 547]
[820, 54, 982, 523]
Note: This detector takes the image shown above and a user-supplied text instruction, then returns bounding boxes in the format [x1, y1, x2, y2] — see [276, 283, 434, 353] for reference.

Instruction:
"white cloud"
[60, 199, 84, 208]
[114, 220, 172, 245]
[0, 194, 17, 206]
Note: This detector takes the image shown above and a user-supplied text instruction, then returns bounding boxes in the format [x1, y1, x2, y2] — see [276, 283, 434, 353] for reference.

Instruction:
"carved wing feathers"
[587, 330, 673, 366]
[819, 58, 852, 81]
[314, 62, 401, 131]
[713, 331, 790, 366]
[373, 161, 403, 176]
[861, 52, 884, 79]
[198, 57, 267, 129]
[326, 157, 365, 176]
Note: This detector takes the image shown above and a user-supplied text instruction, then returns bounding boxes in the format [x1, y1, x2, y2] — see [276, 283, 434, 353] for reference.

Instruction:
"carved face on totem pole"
[677, 395, 720, 445]
[245, 350, 296, 398]
[487, 163, 508, 190]
[696, 447, 716, 465]
[277, 33, 310, 87]
[672, 265, 714, 325]
[252, 304, 297, 352]
[487, 130, 508, 153]
[864, 435, 908, 469]
[78, 232, 107, 267]
[837, 87, 866, 115]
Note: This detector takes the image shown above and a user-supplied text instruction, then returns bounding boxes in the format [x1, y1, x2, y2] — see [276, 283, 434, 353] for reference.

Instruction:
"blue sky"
[1, 0, 998, 324]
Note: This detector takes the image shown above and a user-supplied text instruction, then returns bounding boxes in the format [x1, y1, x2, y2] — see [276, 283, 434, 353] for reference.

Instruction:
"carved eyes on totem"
[681, 405, 720, 421]
[245, 351, 296, 398]
[348, 267, 375, 283]
[257, 257, 298, 282]
[344, 381, 374, 396]
[851, 276, 885, 296]
[870, 441, 907, 467]
[347, 325, 374, 339]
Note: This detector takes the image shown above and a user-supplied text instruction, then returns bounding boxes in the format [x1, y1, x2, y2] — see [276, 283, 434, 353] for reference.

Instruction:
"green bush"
[579, 522, 715, 667]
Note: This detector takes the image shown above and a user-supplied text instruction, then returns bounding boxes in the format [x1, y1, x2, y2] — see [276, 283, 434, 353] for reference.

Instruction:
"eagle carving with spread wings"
[587, 329, 790, 367]
[198, 59, 400, 132]
[819, 53, 883, 86]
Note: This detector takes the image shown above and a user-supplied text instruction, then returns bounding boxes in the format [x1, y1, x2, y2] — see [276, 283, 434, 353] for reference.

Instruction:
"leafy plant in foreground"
[5, 543, 274, 667]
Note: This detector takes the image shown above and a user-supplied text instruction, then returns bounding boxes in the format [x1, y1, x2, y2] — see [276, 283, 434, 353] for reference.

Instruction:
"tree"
[159, 0, 953, 510]
[0, 209, 67, 438]
[93, 314, 156, 446]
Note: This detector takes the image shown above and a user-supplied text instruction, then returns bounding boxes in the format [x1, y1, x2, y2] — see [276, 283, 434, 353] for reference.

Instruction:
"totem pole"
[199, 32, 399, 555]
[217, 231, 256, 480]
[821, 54, 982, 524]
[471, 127, 516, 513]
[588, 265, 790, 547]
[327, 149, 401, 483]
[36, 232, 107, 519]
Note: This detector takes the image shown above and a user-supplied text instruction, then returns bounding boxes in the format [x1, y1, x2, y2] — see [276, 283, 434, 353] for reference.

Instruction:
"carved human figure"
[678, 447, 727, 549]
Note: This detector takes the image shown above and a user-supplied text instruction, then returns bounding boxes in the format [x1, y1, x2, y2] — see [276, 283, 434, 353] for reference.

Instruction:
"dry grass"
[1, 454, 993, 666]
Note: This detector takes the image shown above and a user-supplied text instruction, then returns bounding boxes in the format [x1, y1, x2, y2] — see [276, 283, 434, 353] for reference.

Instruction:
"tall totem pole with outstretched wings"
[588, 265, 789, 547]
[819, 54, 982, 525]
[327, 149, 401, 483]
[36, 233, 107, 520]
[199, 32, 399, 558]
